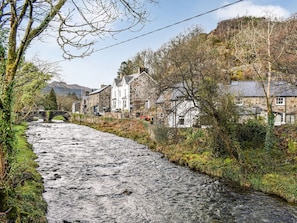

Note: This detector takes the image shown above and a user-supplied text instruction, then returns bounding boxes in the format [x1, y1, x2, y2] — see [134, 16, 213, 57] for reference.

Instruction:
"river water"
[26, 122, 297, 223]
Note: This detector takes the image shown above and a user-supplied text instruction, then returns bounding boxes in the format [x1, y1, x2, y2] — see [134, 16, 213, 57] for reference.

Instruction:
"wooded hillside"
[120, 16, 297, 84]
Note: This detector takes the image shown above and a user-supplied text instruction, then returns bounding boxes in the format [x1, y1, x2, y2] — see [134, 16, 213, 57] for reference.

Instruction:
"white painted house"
[111, 68, 156, 113]
[156, 86, 199, 128]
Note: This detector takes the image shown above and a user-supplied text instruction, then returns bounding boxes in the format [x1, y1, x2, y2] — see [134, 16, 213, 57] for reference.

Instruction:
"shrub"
[153, 126, 169, 143]
[236, 119, 266, 149]
[288, 140, 297, 155]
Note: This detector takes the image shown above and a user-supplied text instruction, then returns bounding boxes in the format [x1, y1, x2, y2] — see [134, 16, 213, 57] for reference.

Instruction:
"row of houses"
[72, 68, 157, 116]
[72, 68, 297, 127]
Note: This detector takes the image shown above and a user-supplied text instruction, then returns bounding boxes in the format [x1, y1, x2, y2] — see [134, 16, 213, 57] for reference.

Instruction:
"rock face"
[42, 81, 92, 97]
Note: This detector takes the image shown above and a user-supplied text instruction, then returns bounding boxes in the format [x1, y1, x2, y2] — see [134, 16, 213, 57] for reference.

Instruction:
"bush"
[185, 128, 204, 144]
[153, 126, 169, 143]
[236, 119, 266, 149]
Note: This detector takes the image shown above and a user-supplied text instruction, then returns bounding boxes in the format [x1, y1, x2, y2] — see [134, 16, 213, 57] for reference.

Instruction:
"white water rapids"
[26, 122, 297, 223]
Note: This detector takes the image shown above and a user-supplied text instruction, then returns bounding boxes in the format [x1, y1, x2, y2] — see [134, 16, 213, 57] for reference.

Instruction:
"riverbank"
[71, 115, 297, 204]
[0, 123, 47, 222]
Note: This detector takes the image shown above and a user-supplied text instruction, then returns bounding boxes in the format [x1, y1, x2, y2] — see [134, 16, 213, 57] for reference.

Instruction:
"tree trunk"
[265, 106, 275, 151]
[0, 150, 6, 181]
[0, 81, 15, 179]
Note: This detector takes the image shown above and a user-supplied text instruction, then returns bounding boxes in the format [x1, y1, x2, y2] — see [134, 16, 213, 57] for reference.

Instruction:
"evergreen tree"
[46, 88, 58, 110]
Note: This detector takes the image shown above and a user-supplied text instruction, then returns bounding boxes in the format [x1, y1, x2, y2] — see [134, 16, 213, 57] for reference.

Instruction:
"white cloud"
[216, 1, 290, 21]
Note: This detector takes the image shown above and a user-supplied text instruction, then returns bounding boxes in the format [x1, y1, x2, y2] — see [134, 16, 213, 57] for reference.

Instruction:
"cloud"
[216, 1, 290, 21]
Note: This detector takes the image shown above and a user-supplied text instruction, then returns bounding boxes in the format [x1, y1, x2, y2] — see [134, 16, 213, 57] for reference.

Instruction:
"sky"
[26, 0, 297, 89]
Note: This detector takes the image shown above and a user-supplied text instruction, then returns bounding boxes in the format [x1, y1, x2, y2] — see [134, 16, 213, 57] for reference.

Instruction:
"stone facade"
[129, 72, 157, 112]
[238, 96, 297, 125]
[111, 69, 157, 115]
[230, 81, 297, 125]
[87, 85, 111, 115]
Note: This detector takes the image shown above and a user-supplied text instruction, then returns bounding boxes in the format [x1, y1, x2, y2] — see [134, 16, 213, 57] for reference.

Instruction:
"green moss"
[2, 123, 47, 222]
[52, 115, 65, 121]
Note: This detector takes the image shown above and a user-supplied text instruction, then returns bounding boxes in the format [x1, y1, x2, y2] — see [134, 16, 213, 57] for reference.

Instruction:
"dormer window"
[276, 97, 285, 105]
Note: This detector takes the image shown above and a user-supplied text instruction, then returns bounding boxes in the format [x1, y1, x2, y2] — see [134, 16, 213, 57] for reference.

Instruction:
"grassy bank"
[0, 123, 47, 222]
[72, 116, 297, 204]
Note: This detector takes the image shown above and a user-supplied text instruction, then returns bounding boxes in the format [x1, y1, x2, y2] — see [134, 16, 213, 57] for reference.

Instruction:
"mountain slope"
[42, 81, 92, 97]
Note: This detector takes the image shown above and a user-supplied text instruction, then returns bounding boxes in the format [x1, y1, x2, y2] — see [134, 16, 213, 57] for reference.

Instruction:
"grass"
[1, 123, 47, 222]
[52, 115, 66, 121]
[71, 115, 297, 203]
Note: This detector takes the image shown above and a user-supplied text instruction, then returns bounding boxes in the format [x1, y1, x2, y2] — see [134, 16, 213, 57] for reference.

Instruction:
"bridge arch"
[25, 110, 71, 122]
[47, 110, 71, 121]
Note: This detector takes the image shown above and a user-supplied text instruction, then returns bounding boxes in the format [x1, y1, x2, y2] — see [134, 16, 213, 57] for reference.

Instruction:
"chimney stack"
[139, 67, 148, 74]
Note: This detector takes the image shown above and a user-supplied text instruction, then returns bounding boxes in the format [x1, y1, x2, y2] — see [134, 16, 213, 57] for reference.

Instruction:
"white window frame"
[275, 97, 285, 105]
[280, 113, 285, 123]
[112, 100, 116, 109]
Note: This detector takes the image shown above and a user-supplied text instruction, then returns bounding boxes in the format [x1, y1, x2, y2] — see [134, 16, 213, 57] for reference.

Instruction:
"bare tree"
[0, 0, 157, 181]
[154, 26, 241, 159]
[231, 16, 297, 150]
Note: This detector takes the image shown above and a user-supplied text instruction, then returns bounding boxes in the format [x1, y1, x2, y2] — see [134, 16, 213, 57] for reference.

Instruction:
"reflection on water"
[26, 122, 297, 223]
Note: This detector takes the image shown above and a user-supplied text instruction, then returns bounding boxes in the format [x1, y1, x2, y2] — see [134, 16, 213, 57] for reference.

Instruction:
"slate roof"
[156, 94, 165, 104]
[228, 81, 297, 97]
[156, 80, 297, 104]
[114, 73, 142, 87]
[89, 85, 111, 95]
[125, 73, 141, 83]
[156, 83, 193, 103]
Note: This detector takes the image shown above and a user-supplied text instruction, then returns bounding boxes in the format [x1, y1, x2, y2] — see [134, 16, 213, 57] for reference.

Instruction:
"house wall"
[98, 87, 112, 113]
[88, 93, 100, 114]
[111, 82, 118, 111]
[167, 100, 199, 128]
[163, 94, 297, 128]
[111, 72, 156, 113]
[121, 83, 130, 111]
[130, 74, 156, 112]
[240, 96, 297, 125]
[80, 96, 89, 114]
[72, 101, 81, 113]
[80, 86, 111, 115]
[111, 80, 130, 112]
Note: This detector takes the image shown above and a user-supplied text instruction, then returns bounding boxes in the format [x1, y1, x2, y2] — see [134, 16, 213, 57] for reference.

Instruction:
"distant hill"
[42, 81, 92, 97]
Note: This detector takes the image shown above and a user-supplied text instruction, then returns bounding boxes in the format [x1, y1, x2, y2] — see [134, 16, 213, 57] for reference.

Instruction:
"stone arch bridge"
[25, 110, 71, 122]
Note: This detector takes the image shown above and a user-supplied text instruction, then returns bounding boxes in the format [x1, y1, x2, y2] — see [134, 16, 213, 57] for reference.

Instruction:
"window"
[145, 100, 150, 109]
[280, 113, 285, 123]
[123, 100, 127, 108]
[235, 97, 243, 106]
[178, 116, 185, 125]
[112, 100, 116, 109]
[275, 97, 285, 105]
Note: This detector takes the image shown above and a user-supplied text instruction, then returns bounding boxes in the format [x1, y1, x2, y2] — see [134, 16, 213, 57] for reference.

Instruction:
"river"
[26, 122, 297, 223]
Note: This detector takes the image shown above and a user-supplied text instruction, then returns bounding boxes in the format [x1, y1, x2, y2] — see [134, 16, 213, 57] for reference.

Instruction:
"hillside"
[42, 81, 92, 97]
